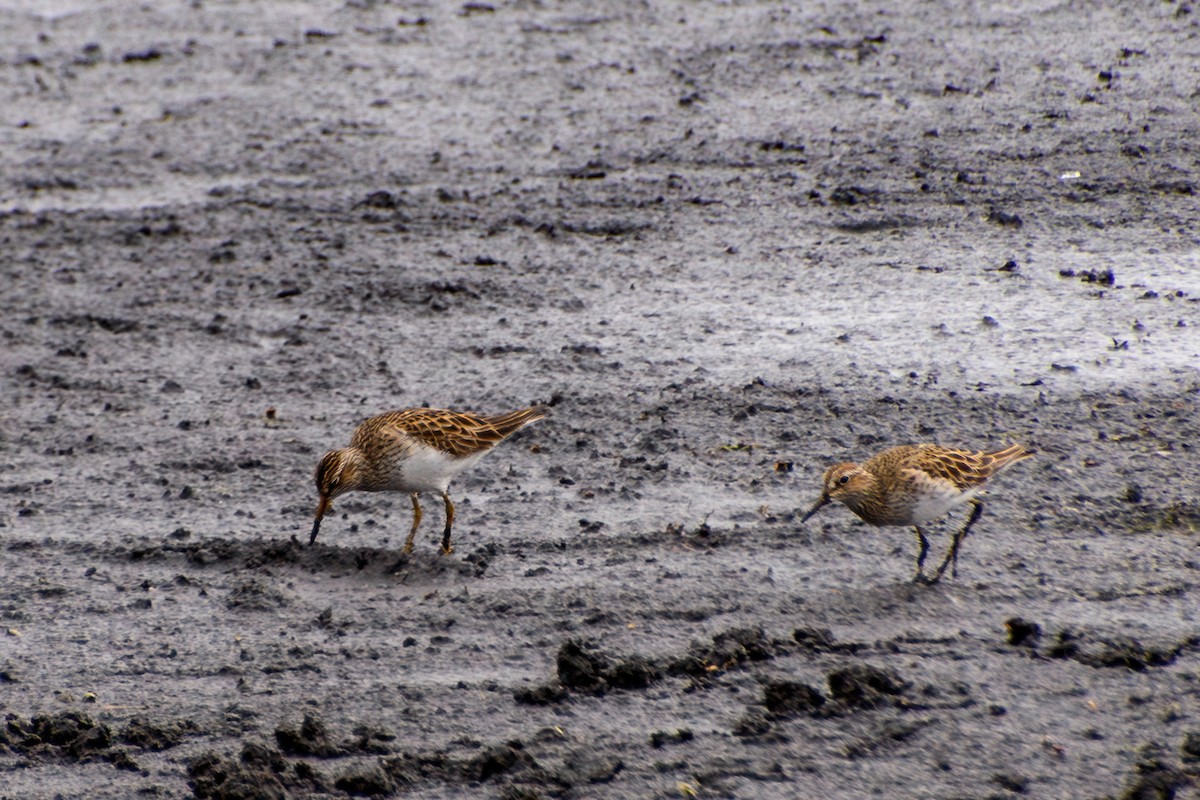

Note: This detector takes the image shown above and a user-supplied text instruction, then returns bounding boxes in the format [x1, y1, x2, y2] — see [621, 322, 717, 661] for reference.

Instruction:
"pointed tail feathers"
[484, 406, 546, 439]
[985, 443, 1035, 473]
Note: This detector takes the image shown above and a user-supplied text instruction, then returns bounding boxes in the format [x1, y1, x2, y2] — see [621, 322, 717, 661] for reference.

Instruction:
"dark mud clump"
[189, 742, 327, 799]
[516, 627, 789, 704]
[1005, 618, 1195, 671]
[825, 664, 911, 711]
[1, 711, 141, 772]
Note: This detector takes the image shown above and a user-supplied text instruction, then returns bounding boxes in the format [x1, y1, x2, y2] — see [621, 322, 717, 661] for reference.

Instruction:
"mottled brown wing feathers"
[912, 443, 1034, 489]
[359, 407, 544, 458]
[916, 447, 989, 489]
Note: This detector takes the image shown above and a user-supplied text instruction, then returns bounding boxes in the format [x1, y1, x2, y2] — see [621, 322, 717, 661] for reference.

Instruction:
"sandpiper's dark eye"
[838, 475, 850, 485]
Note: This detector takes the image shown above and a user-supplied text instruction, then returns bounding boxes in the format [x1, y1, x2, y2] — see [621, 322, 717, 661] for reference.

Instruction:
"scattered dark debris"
[516, 628, 789, 704]
[844, 718, 933, 759]
[122, 47, 163, 62]
[762, 680, 825, 717]
[1070, 268, 1116, 286]
[120, 716, 199, 751]
[1005, 617, 1042, 647]
[1007, 622, 1189, 671]
[649, 728, 694, 748]
[1045, 628, 1184, 671]
[565, 160, 608, 179]
[189, 741, 327, 799]
[986, 209, 1023, 228]
[0, 711, 146, 772]
[274, 714, 345, 758]
[333, 765, 396, 797]
[1181, 731, 1200, 762]
[226, 579, 290, 611]
[558, 747, 623, 785]
[360, 190, 401, 209]
[792, 626, 867, 654]
[460, 2, 496, 15]
[1115, 741, 1191, 800]
[829, 186, 871, 206]
[194, 734, 549, 796]
[378, 741, 550, 793]
[826, 664, 911, 710]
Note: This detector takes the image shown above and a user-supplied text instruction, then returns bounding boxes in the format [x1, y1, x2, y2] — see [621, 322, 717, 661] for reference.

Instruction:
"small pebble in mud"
[981, 316, 999, 327]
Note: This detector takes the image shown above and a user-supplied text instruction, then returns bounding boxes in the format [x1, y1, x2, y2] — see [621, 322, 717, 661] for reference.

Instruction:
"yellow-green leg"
[403, 493, 422, 553]
[933, 499, 984, 581]
[912, 526, 931, 584]
[440, 491, 455, 555]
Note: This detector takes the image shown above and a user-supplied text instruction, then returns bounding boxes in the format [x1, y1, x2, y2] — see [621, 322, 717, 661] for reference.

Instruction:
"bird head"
[801, 462, 871, 522]
[310, 448, 360, 545]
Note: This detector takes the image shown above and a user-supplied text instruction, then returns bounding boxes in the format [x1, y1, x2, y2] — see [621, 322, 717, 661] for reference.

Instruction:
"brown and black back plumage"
[876, 442, 1033, 492]
[353, 407, 546, 459]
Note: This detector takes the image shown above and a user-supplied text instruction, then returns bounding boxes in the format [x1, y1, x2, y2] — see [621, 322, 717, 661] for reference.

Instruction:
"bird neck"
[337, 447, 368, 492]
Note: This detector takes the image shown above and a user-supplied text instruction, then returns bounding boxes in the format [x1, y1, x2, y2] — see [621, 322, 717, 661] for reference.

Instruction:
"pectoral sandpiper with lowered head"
[311, 406, 545, 553]
[801, 442, 1034, 584]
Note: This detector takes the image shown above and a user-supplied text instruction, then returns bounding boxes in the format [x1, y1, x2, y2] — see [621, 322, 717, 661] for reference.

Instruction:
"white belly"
[389, 446, 487, 494]
[909, 481, 980, 523]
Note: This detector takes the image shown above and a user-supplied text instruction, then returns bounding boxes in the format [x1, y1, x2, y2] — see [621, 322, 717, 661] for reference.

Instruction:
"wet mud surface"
[2, 1, 1200, 797]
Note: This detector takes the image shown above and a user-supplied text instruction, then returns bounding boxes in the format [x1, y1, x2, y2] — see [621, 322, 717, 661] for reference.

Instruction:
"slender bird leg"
[934, 499, 984, 581]
[911, 526, 932, 584]
[403, 493, 422, 554]
[440, 491, 456, 555]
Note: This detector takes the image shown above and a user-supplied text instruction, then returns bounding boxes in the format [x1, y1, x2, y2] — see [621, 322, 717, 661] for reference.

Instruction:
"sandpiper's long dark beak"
[800, 494, 829, 524]
[310, 495, 330, 546]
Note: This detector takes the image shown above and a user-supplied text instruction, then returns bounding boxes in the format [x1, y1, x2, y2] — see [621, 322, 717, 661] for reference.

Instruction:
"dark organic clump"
[333, 765, 396, 797]
[379, 741, 550, 794]
[669, 627, 786, 676]
[1005, 617, 1042, 647]
[226, 579, 290, 611]
[1045, 628, 1181, 671]
[189, 741, 327, 799]
[793, 627, 867, 653]
[0, 711, 139, 771]
[762, 680, 826, 717]
[274, 714, 345, 757]
[517, 628, 790, 705]
[826, 664, 910, 709]
[120, 716, 199, 751]
[1116, 742, 1190, 800]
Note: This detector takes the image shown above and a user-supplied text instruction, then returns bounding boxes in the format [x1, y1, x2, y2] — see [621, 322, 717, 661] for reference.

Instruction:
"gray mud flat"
[2, 1, 1199, 798]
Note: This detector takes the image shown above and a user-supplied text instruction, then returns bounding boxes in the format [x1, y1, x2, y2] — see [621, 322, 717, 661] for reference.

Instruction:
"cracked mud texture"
[2, 0, 1200, 798]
